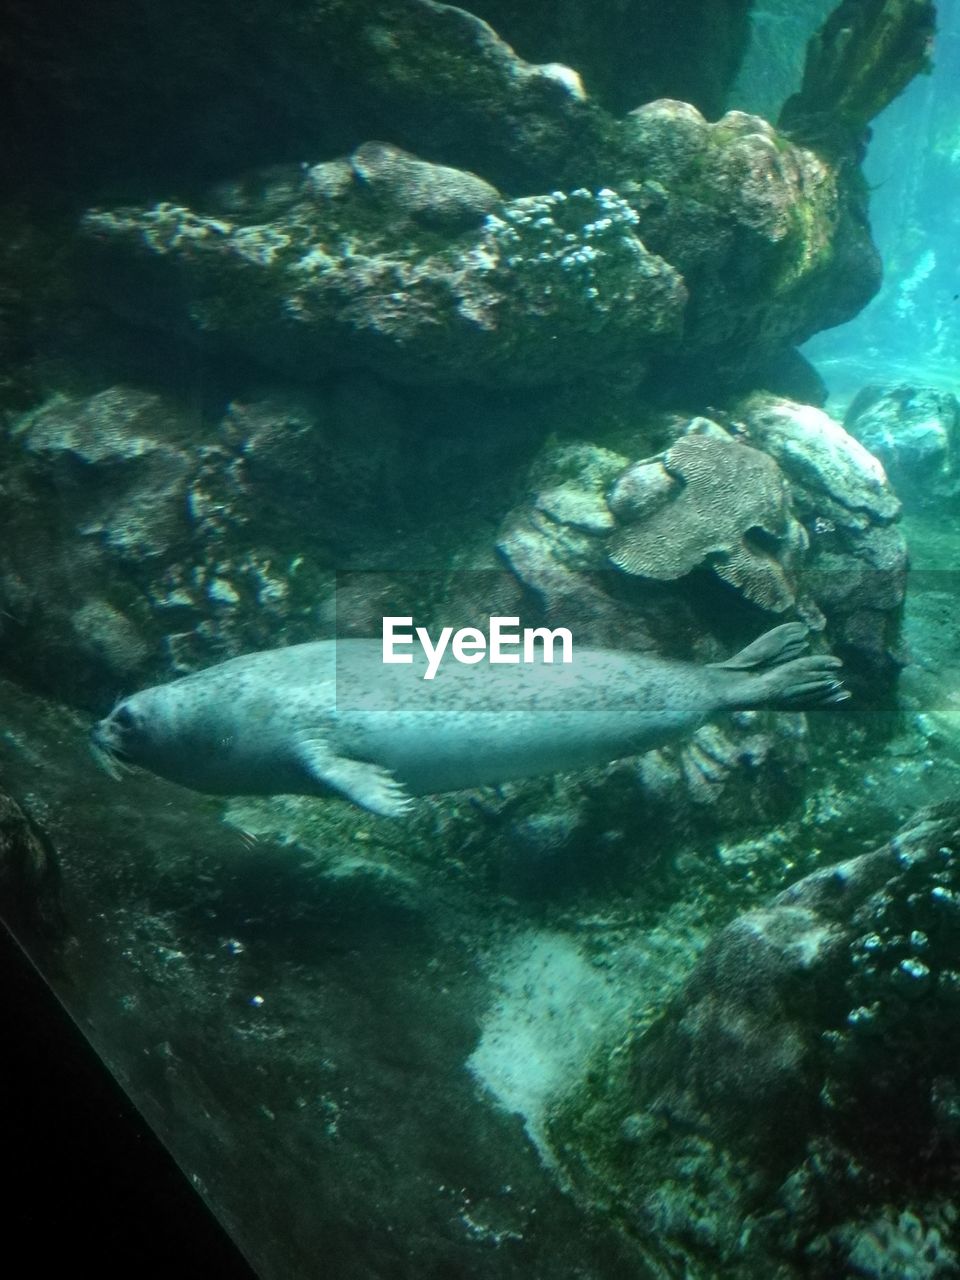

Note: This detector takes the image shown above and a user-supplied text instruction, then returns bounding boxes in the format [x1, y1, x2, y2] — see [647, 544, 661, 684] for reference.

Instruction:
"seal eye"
[114, 706, 135, 730]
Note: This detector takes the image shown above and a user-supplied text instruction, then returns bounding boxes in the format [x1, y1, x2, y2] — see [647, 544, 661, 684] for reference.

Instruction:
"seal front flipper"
[296, 739, 414, 817]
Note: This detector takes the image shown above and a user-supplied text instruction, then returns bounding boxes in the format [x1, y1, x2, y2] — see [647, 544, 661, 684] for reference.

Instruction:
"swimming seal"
[90, 623, 847, 818]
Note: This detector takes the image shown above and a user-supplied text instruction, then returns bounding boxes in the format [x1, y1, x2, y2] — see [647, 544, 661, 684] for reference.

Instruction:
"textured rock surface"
[549, 802, 960, 1277]
[845, 385, 960, 512]
[613, 102, 881, 387]
[610, 432, 807, 612]
[4, 0, 930, 403]
[77, 102, 881, 394]
[81, 172, 685, 388]
[738, 395, 907, 688]
[0, 380, 535, 703]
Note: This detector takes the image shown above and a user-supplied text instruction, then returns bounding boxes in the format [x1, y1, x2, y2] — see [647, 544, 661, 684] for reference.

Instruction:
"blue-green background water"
[2, 2, 960, 1278]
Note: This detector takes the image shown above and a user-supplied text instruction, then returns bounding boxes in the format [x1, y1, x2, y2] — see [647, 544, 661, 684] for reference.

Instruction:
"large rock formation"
[550, 802, 960, 1277]
[845, 385, 960, 512]
[76, 109, 879, 394]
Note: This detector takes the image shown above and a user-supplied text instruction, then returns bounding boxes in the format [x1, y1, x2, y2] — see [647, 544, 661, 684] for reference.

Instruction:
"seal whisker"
[90, 740, 124, 780]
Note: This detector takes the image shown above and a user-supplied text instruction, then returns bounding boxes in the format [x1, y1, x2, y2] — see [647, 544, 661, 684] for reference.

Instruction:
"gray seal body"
[90, 623, 846, 817]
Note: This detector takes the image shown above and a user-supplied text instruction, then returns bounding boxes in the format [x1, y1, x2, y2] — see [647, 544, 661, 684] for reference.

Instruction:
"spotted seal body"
[91, 624, 847, 817]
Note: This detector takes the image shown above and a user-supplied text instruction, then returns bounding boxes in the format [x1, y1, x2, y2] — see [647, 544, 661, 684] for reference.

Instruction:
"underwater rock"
[548, 801, 960, 1276]
[754, 347, 830, 408]
[609, 431, 808, 613]
[742, 396, 900, 526]
[495, 430, 824, 845]
[779, 0, 937, 152]
[496, 441, 648, 648]
[814, 1205, 959, 1279]
[73, 94, 888, 400]
[0, 0, 600, 195]
[494, 404, 904, 840]
[6, 0, 926, 402]
[0, 385, 202, 700]
[12, 386, 194, 560]
[606, 459, 676, 523]
[81, 172, 686, 389]
[457, 0, 752, 118]
[349, 141, 501, 231]
[615, 101, 882, 386]
[0, 788, 67, 949]
[738, 395, 906, 687]
[0, 385, 344, 698]
[0, 377, 539, 704]
[844, 385, 960, 512]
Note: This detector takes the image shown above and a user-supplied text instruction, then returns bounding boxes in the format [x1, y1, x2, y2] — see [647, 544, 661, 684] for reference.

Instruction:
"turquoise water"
[2, 2, 960, 1278]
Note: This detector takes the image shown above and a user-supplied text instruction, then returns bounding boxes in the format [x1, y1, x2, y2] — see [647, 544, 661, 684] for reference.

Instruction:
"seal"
[90, 623, 847, 817]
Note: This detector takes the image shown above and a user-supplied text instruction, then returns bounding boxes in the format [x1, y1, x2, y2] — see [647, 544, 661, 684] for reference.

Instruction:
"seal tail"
[712, 623, 850, 710]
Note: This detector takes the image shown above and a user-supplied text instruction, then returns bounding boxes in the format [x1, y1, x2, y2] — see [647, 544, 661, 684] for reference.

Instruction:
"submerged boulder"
[549, 802, 960, 1276]
[81, 168, 685, 389]
[737, 395, 906, 686]
[844, 384, 960, 512]
[76, 101, 884, 396]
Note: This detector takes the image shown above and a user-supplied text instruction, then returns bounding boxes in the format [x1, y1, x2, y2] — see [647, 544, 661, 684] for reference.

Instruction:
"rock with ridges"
[609, 432, 807, 613]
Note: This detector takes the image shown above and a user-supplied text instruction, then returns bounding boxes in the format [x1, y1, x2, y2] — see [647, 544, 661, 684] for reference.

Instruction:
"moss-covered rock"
[81, 167, 686, 388]
[78, 105, 883, 395]
[547, 802, 960, 1278]
[459, 0, 752, 119]
[779, 0, 937, 152]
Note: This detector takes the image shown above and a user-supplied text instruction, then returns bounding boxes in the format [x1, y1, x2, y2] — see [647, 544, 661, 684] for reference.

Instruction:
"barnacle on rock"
[608, 434, 807, 612]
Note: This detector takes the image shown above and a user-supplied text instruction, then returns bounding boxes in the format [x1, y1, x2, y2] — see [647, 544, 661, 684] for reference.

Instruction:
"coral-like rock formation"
[81, 167, 685, 388]
[499, 403, 903, 680]
[737, 395, 906, 683]
[609, 432, 807, 612]
[549, 802, 960, 1277]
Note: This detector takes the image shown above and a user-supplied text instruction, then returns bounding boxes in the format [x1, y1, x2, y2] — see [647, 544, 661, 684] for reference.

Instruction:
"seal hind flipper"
[296, 739, 414, 818]
[746, 653, 849, 710]
[710, 622, 809, 671]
